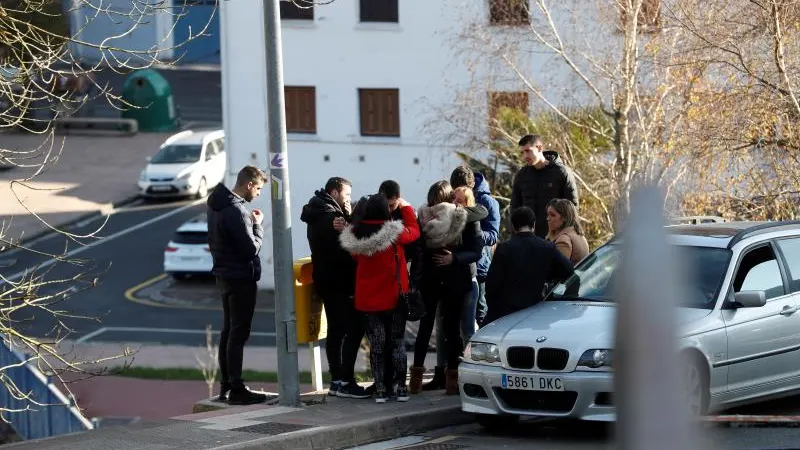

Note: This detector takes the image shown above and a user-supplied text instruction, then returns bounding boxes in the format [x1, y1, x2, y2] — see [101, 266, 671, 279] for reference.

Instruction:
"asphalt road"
[351, 420, 800, 450]
[1, 197, 276, 346]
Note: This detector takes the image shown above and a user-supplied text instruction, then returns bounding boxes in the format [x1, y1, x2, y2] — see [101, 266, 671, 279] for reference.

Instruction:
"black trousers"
[216, 277, 257, 390]
[414, 284, 465, 369]
[320, 289, 365, 382]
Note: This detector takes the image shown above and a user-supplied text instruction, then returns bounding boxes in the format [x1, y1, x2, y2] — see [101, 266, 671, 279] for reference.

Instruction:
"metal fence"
[0, 337, 94, 440]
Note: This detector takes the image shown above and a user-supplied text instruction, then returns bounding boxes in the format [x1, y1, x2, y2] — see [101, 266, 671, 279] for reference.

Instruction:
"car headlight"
[465, 342, 501, 364]
[577, 349, 613, 370]
[139, 170, 147, 181]
[176, 171, 192, 180]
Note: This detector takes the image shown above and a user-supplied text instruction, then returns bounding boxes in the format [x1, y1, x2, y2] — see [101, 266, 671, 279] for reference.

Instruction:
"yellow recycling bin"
[294, 257, 328, 343]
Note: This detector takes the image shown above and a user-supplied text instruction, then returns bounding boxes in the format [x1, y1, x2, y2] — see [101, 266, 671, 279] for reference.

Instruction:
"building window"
[620, 0, 661, 32]
[360, 0, 399, 23]
[489, 0, 530, 26]
[280, 0, 314, 20]
[488, 91, 529, 139]
[359, 89, 400, 137]
[285, 86, 316, 134]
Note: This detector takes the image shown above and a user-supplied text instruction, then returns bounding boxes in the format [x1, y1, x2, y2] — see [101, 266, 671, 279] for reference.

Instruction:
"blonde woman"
[545, 198, 589, 265]
[453, 186, 475, 208]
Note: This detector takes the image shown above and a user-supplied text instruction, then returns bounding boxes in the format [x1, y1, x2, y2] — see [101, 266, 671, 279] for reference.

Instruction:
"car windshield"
[547, 244, 732, 309]
[150, 144, 201, 164]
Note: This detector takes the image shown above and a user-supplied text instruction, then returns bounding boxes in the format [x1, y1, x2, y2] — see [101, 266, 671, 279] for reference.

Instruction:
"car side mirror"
[733, 290, 766, 308]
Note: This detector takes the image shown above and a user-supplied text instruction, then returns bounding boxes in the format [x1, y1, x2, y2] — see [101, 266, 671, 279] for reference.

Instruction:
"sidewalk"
[0, 132, 170, 246]
[6, 391, 470, 450]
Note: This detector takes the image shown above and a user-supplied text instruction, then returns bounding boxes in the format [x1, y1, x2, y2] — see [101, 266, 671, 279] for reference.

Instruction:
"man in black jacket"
[484, 207, 574, 325]
[511, 134, 579, 238]
[300, 177, 369, 399]
[207, 165, 269, 405]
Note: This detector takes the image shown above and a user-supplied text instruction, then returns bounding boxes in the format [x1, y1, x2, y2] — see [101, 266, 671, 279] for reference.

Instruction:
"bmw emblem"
[536, 336, 547, 343]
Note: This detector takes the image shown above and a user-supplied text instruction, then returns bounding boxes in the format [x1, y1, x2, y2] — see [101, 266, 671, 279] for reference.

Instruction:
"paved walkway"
[6, 390, 467, 450]
[0, 132, 170, 246]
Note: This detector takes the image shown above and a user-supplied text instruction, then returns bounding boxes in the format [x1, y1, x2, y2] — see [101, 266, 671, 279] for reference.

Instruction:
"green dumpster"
[121, 69, 178, 132]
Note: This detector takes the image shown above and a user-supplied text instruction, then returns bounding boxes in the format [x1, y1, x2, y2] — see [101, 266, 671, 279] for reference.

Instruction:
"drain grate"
[231, 422, 314, 435]
[405, 444, 468, 450]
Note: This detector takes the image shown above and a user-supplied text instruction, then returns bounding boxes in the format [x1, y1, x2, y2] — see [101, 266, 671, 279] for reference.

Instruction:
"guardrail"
[53, 117, 138, 135]
[667, 215, 726, 225]
[0, 336, 94, 440]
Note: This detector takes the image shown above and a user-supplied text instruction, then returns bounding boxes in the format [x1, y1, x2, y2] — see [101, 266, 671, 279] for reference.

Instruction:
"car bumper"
[458, 362, 615, 422]
[138, 180, 198, 197]
[164, 254, 213, 274]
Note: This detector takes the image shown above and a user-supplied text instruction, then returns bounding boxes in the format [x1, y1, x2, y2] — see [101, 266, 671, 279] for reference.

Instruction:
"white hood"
[145, 162, 197, 180]
[474, 301, 713, 351]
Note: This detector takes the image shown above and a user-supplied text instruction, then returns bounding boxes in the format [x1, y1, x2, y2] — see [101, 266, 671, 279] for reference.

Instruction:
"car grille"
[537, 348, 569, 370]
[494, 388, 578, 413]
[150, 177, 174, 182]
[506, 347, 535, 369]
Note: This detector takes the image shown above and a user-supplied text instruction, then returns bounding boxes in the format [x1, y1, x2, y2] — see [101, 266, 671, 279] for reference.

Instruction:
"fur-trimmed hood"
[417, 203, 468, 248]
[339, 220, 405, 256]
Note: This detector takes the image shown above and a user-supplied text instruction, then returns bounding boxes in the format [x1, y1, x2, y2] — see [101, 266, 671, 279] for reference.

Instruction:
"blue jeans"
[476, 279, 487, 326]
[435, 278, 479, 367]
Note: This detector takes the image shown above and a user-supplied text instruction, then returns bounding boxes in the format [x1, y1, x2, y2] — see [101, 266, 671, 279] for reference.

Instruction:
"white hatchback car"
[163, 214, 212, 279]
[460, 220, 800, 428]
[138, 129, 226, 199]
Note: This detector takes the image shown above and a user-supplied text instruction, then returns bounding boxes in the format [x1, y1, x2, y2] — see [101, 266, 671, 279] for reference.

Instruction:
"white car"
[164, 214, 212, 279]
[460, 220, 800, 428]
[138, 129, 226, 199]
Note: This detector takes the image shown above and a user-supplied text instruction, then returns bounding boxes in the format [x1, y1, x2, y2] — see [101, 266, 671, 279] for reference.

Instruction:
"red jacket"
[339, 206, 421, 312]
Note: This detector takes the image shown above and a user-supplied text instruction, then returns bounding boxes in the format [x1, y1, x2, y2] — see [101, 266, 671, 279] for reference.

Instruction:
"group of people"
[204, 134, 591, 406]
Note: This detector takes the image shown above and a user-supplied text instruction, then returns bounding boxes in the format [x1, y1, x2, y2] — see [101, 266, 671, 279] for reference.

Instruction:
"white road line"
[75, 326, 277, 343]
[2, 198, 205, 285]
[74, 327, 108, 343]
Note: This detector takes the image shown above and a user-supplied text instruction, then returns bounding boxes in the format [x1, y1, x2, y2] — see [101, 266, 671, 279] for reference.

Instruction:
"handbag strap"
[393, 244, 403, 296]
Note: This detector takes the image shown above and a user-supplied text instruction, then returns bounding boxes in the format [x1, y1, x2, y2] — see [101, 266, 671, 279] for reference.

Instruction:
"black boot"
[421, 366, 446, 391]
[213, 383, 231, 402]
[227, 386, 268, 405]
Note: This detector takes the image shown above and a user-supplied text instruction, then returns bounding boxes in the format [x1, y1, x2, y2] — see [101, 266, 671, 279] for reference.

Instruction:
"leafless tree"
[0, 0, 218, 417]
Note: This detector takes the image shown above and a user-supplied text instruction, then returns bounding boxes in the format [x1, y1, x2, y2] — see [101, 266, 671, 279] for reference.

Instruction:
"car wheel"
[196, 177, 208, 199]
[683, 355, 709, 417]
[475, 413, 519, 433]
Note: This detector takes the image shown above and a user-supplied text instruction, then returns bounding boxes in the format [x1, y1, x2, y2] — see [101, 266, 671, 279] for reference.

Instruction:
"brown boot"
[409, 366, 425, 394]
[445, 369, 459, 395]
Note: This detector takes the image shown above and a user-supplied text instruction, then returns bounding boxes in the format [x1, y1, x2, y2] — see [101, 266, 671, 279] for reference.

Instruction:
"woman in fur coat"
[409, 181, 487, 395]
[339, 194, 420, 403]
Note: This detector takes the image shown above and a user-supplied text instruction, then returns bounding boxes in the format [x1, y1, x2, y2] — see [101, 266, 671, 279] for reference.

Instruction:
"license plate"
[501, 374, 564, 391]
[180, 256, 201, 261]
[151, 185, 172, 192]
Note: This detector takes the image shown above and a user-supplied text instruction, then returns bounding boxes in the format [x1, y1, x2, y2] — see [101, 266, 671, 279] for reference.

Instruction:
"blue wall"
[172, 0, 221, 64]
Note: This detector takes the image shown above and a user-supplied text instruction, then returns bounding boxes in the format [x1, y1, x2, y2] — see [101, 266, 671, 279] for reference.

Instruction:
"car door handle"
[780, 305, 799, 316]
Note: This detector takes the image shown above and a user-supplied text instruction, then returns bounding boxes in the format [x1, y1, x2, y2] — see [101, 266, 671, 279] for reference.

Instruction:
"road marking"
[75, 326, 277, 343]
[2, 198, 206, 285]
[124, 273, 274, 313]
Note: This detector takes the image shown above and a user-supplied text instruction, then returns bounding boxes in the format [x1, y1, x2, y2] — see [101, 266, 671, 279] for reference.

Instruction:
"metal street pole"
[614, 187, 708, 450]
[263, 0, 300, 406]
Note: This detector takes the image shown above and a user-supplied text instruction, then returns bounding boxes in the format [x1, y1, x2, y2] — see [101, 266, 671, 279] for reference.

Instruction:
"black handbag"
[394, 244, 425, 321]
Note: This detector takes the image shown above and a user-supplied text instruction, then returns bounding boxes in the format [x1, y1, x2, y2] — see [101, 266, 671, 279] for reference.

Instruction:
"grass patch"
[108, 367, 372, 384]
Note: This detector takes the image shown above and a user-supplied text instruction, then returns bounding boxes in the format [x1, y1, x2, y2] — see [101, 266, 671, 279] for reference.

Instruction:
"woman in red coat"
[339, 194, 420, 403]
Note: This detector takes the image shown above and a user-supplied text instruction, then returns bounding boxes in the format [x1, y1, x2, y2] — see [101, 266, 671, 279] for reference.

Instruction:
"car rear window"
[172, 231, 208, 245]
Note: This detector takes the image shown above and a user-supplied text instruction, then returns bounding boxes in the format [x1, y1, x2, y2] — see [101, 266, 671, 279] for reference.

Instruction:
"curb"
[208, 401, 471, 450]
[10, 194, 141, 249]
[701, 415, 800, 428]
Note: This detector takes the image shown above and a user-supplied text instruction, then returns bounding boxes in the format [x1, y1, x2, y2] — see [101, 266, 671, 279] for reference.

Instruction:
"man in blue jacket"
[451, 166, 500, 327]
[207, 165, 269, 405]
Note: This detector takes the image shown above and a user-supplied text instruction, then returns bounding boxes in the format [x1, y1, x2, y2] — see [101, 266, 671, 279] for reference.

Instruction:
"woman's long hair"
[427, 180, 453, 206]
[351, 194, 390, 239]
[547, 198, 584, 236]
